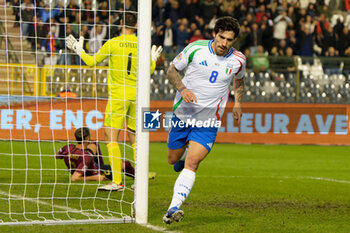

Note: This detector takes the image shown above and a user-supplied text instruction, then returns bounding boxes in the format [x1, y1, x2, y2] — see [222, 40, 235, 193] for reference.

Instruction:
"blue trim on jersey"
[224, 48, 234, 58]
[208, 40, 215, 55]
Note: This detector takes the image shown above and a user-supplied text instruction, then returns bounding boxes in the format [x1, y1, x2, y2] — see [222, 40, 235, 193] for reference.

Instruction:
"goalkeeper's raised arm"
[65, 26, 162, 74]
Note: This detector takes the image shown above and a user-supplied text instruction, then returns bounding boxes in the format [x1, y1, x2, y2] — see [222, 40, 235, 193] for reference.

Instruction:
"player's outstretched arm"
[65, 34, 108, 67]
[71, 171, 106, 182]
[167, 63, 197, 103]
[233, 78, 244, 124]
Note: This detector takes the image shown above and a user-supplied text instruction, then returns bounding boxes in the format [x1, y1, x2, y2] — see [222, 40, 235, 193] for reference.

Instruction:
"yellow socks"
[107, 142, 122, 185]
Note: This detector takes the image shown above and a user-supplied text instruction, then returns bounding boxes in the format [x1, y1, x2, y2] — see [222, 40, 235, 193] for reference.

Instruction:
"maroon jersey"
[56, 142, 104, 176]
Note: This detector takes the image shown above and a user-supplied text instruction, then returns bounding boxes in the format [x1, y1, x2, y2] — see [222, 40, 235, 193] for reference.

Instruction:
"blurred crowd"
[7, 0, 350, 69]
[152, 0, 350, 70]
[10, 0, 136, 65]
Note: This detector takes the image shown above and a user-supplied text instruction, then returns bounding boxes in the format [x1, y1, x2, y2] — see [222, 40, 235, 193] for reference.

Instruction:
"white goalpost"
[135, 0, 151, 225]
[0, 0, 151, 225]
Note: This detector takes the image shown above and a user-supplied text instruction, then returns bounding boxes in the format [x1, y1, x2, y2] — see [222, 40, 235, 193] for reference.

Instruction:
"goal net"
[0, 0, 151, 225]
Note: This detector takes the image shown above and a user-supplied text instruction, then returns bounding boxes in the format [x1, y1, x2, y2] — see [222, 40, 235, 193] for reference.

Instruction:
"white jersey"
[172, 39, 246, 122]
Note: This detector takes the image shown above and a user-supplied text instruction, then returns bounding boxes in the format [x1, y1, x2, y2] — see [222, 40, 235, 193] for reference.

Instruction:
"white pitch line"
[0, 190, 178, 232]
[140, 223, 181, 233]
[0, 190, 104, 219]
[303, 176, 350, 184]
[158, 174, 350, 184]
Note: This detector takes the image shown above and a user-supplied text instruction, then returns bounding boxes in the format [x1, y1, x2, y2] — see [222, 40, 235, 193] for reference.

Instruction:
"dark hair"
[123, 12, 137, 27]
[214, 16, 240, 39]
[75, 127, 90, 144]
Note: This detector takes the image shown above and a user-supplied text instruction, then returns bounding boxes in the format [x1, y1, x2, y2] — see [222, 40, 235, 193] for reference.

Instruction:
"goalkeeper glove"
[65, 34, 84, 54]
[151, 45, 163, 62]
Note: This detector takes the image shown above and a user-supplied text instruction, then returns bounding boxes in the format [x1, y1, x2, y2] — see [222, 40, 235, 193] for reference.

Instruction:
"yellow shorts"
[104, 99, 136, 131]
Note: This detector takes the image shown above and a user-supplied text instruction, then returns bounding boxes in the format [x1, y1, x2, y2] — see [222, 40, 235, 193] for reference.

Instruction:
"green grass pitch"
[0, 141, 349, 232]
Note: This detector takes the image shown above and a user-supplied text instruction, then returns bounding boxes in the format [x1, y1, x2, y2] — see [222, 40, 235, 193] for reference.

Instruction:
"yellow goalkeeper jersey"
[80, 34, 156, 100]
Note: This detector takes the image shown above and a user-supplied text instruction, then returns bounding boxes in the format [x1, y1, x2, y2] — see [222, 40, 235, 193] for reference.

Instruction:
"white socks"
[169, 168, 196, 209]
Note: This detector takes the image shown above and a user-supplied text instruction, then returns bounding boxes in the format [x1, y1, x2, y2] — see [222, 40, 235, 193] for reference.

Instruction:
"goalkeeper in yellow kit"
[66, 13, 162, 191]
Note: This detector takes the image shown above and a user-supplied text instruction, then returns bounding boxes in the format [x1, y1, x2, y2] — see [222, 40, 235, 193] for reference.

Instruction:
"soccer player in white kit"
[163, 16, 246, 224]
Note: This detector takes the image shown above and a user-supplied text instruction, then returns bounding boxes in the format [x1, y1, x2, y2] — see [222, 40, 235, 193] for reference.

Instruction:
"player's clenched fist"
[180, 88, 197, 103]
[233, 103, 242, 124]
